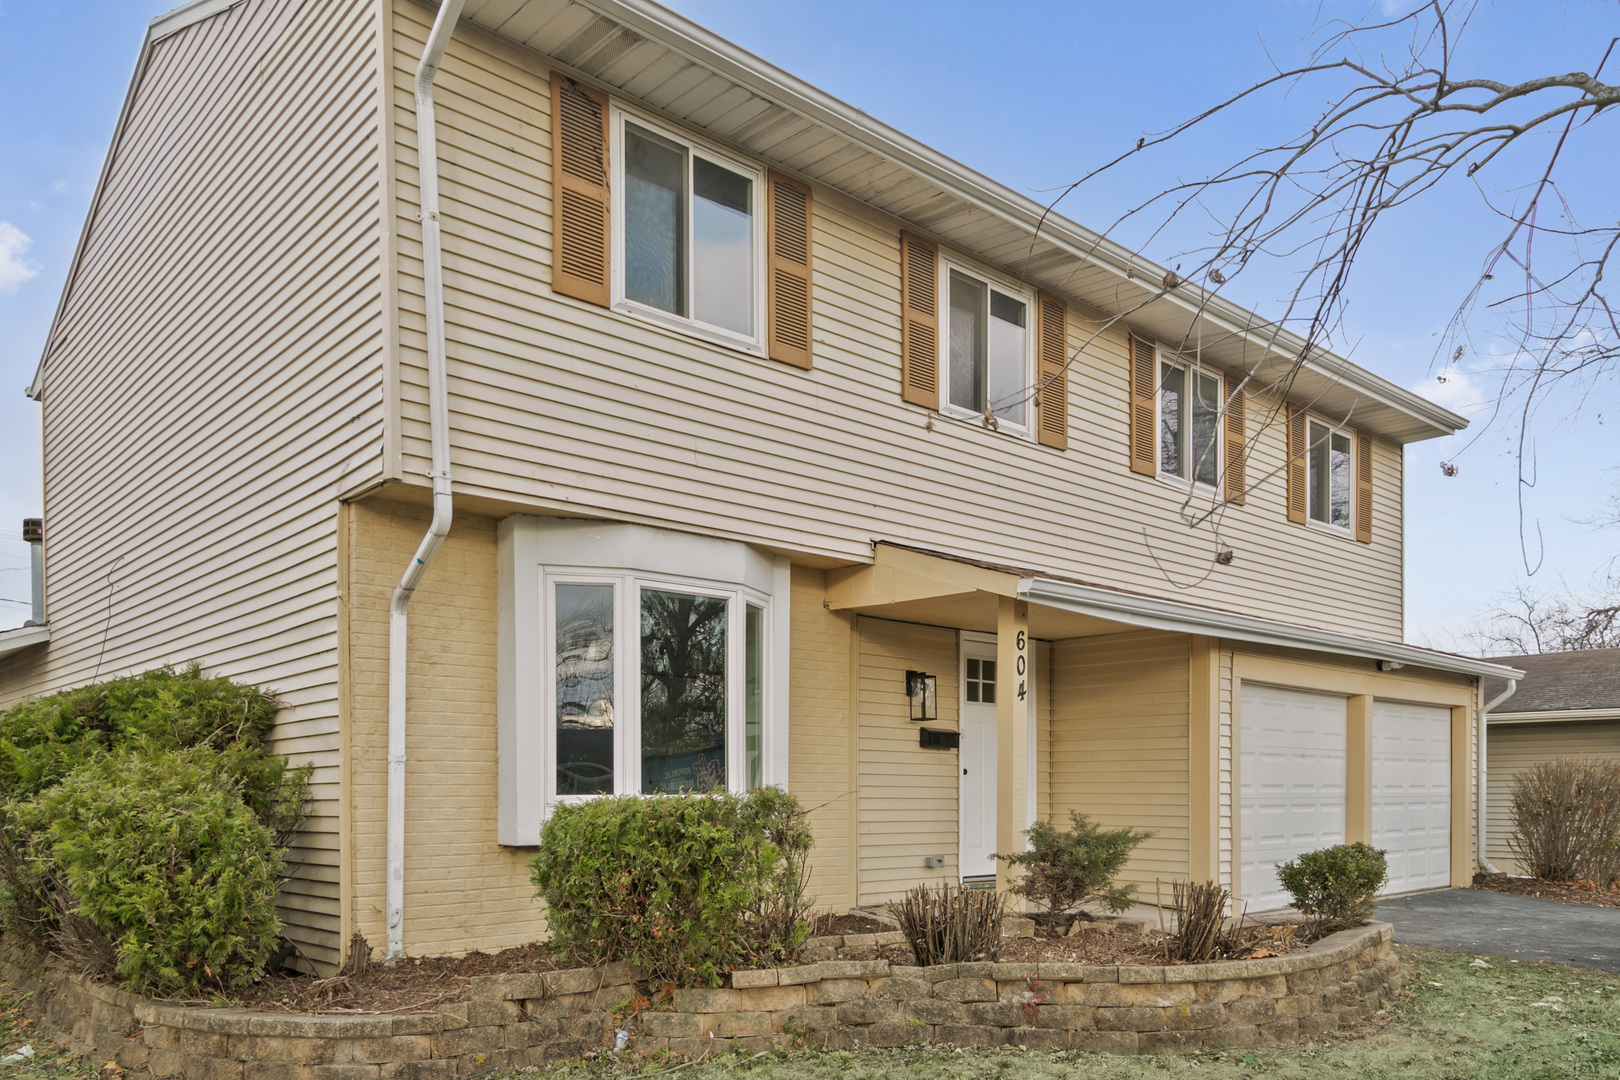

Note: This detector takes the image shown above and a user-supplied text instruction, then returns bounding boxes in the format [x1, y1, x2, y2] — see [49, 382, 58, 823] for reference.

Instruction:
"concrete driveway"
[1375, 889, 1620, 973]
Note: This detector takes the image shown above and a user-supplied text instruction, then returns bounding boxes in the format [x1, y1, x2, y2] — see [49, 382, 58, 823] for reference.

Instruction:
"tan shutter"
[1035, 293, 1068, 449]
[1355, 432, 1374, 544]
[1223, 374, 1246, 505]
[899, 232, 939, 409]
[1285, 404, 1307, 524]
[1127, 335, 1157, 475]
[767, 172, 813, 368]
[550, 72, 610, 307]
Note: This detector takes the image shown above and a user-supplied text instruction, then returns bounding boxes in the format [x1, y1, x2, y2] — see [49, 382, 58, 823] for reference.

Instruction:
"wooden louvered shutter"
[1035, 293, 1068, 449]
[899, 232, 939, 409]
[1355, 432, 1374, 544]
[1285, 403, 1307, 524]
[1223, 374, 1246, 505]
[1127, 335, 1157, 475]
[550, 73, 610, 307]
[767, 172, 813, 368]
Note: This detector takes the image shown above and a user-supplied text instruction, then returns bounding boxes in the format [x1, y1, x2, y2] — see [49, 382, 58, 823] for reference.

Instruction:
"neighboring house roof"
[31, 0, 1468, 447]
[1483, 647, 1620, 721]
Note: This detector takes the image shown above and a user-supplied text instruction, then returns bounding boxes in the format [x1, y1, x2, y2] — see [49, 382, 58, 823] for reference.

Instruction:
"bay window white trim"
[497, 517, 788, 846]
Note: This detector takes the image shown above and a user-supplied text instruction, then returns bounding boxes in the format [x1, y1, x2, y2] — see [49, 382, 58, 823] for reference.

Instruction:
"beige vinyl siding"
[856, 618, 959, 905]
[789, 567, 855, 910]
[387, 0, 1405, 644]
[345, 500, 546, 956]
[1486, 719, 1620, 873]
[1050, 632, 1191, 889]
[0, 0, 388, 972]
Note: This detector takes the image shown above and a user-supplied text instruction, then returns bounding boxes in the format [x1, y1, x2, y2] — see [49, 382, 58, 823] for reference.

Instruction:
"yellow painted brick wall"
[789, 567, 855, 911]
[346, 499, 545, 958]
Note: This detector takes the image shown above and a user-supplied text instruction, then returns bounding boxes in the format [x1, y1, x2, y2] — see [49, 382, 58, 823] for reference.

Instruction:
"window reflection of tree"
[640, 590, 727, 790]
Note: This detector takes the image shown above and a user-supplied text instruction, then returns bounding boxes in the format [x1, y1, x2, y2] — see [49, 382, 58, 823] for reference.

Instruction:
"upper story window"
[611, 108, 766, 352]
[940, 257, 1034, 436]
[1158, 355, 1222, 487]
[1307, 418, 1354, 531]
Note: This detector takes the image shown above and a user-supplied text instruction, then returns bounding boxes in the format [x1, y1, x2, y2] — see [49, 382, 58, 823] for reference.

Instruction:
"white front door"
[1240, 683, 1348, 911]
[958, 637, 999, 880]
[1372, 701, 1452, 894]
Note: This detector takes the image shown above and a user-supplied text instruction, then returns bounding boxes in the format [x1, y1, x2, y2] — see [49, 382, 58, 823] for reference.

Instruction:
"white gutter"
[0, 625, 50, 659]
[1017, 577, 1526, 682]
[567, 0, 1469, 442]
[1488, 707, 1620, 724]
[386, 0, 465, 964]
[1478, 678, 1519, 875]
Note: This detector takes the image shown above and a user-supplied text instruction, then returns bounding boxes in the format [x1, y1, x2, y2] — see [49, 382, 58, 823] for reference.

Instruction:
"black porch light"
[905, 670, 937, 722]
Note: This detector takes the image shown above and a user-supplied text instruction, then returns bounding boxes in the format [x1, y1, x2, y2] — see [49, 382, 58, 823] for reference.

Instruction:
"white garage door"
[1372, 701, 1452, 894]
[1241, 684, 1347, 911]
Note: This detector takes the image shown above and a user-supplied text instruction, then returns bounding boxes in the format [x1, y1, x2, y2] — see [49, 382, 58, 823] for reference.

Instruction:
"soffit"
[456, 0, 1463, 445]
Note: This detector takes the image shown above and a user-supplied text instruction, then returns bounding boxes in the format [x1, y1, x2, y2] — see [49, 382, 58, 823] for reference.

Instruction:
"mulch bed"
[809, 913, 894, 936]
[1472, 871, 1620, 909]
[233, 942, 566, 1014]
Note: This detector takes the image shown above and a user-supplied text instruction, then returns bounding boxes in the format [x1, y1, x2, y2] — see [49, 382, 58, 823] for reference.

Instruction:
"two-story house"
[0, 0, 1521, 973]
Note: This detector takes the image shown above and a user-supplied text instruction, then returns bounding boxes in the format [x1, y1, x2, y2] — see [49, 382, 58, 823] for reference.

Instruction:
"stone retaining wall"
[2, 923, 1399, 1075]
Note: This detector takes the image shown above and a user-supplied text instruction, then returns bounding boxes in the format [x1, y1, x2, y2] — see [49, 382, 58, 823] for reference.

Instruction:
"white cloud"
[1411, 363, 1492, 417]
[0, 222, 41, 293]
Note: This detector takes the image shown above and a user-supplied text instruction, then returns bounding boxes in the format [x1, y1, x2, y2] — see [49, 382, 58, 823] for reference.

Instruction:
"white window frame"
[1305, 415, 1356, 536]
[936, 254, 1037, 440]
[609, 104, 769, 356]
[497, 517, 790, 845]
[1154, 347, 1223, 491]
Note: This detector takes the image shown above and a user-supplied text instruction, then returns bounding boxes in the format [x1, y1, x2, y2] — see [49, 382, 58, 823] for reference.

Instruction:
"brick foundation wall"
[3, 923, 1399, 1074]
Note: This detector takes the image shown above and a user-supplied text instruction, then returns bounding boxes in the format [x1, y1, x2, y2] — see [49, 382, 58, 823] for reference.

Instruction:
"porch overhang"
[0, 624, 50, 659]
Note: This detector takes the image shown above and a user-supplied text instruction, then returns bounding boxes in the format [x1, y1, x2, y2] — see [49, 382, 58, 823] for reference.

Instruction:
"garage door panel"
[1240, 684, 1348, 912]
[1372, 701, 1451, 895]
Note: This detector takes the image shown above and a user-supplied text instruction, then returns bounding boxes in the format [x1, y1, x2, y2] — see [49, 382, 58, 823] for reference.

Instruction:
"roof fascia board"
[0, 625, 50, 659]
[1018, 576, 1525, 681]
[27, 0, 244, 401]
[568, 0, 1466, 441]
[1488, 708, 1620, 724]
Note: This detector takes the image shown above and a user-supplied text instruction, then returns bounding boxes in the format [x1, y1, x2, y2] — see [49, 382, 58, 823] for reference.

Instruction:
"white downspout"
[386, 0, 465, 964]
[1478, 678, 1518, 876]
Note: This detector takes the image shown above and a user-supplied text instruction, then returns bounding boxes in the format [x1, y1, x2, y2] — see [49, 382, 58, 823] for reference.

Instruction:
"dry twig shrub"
[893, 883, 1005, 965]
[1510, 756, 1620, 884]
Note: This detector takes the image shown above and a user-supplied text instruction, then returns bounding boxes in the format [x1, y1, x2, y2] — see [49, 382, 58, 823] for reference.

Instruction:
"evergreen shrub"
[996, 811, 1153, 915]
[1276, 842, 1388, 937]
[530, 789, 813, 987]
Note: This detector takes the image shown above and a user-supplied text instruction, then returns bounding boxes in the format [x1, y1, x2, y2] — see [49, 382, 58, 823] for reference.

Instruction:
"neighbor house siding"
[856, 618, 959, 906]
[0, 0, 388, 972]
[1050, 632, 1192, 890]
[386, 0, 1406, 646]
[1486, 719, 1620, 873]
[346, 500, 546, 956]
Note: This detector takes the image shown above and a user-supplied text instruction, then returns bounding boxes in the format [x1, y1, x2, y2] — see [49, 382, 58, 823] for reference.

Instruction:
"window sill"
[936, 404, 1035, 443]
[1306, 518, 1356, 541]
[610, 300, 769, 360]
[1154, 472, 1222, 499]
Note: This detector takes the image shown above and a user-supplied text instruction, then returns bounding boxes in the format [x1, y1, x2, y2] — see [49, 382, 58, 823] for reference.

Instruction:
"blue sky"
[0, 0, 1615, 644]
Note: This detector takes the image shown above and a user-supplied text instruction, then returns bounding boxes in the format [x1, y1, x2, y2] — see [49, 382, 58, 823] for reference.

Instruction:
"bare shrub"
[892, 883, 1005, 965]
[1510, 757, 1620, 884]
[1163, 880, 1229, 964]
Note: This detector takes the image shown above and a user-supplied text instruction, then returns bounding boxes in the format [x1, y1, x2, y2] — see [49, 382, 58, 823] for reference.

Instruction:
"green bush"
[0, 667, 307, 994]
[1275, 842, 1388, 937]
[996, 811, 1152, 915]
[530, 789, 813, 987]
[20, 748, 287, 993]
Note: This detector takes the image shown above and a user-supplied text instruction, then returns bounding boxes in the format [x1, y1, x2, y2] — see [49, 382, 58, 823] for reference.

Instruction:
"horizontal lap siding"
[0, 0, 388, 973]
[789, 568, 855, 911]
[346, 501, 546, 956]
[857, 618, 959, 906]
[1051, 632, 1191, 889]
[388, 0, 1405, 643]
[1485, 720, 1620, 873]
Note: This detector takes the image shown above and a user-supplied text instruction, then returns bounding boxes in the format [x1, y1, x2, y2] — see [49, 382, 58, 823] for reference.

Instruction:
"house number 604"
[1015, 630, 1027, 699]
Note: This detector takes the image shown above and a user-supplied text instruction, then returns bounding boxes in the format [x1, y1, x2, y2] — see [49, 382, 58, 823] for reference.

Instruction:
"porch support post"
[995, 597, 1031, 894]
[1345, 694, 1373, 845]
[1188, 636, 1220, 882]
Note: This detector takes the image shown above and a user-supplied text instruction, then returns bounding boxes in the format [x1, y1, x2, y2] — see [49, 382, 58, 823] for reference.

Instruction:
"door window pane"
[692, 158, 754, 335]
[988, 290, 1027, 428]
[555, 584, 615, 795]
[745, 605, 763, 791]
[1329, 431, 1352, 528]
[1159, 362, 1185, 477]
[640, 589, 727, 793]
[625, 126, 685, 315]
[948, 271, 985, 412]
[1192, 371, 1220, 487]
